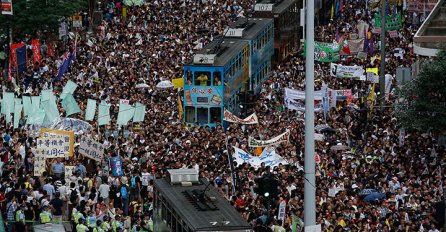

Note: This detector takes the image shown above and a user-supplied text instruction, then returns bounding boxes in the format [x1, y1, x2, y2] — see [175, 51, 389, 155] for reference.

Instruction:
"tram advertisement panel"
[184, 86, 223, 106]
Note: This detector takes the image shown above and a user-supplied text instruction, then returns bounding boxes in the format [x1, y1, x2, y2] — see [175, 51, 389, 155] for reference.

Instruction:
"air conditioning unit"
[167, 169, 199, 185]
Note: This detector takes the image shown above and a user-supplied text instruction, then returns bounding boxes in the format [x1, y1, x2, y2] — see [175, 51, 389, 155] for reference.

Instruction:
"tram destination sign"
[193, 54, 216, 65]
[254, 4, 273, 11]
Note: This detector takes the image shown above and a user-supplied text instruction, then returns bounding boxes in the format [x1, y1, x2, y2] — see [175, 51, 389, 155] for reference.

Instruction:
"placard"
[79, 136, 104, 162]
[37, 138, 68, 158]
[33, 149, 46, 177]
[65, 166, 75, 180]
[40, 128, 74, 157]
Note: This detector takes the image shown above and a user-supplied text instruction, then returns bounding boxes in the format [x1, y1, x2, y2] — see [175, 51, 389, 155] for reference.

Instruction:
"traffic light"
[254, 174, 279, 198]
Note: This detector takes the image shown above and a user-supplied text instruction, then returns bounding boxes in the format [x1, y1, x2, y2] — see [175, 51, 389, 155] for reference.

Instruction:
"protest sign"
[40, 128, 74, 157]
[330, 63, 364, 79]
[284, 88, 325, 112]
[172, 78, 184, 89]
[223, 109, 258, 124]
[36, 138, 67, 158]
[65, 166, 75, 180]
[110, 156, 124, 177]
[1, 0, 13, 15]
[303, 41, 341, 62]
[334, 89, 352, 101]
[248, 131, 289, 147]
[79, 136, 105, 162]
[375, 12, 402, 31]
[278, 200, 286, 226]
[33, 149, 46, 176]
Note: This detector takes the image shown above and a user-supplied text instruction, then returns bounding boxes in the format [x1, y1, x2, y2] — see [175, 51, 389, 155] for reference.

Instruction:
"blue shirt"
[76, 164, 87, 177]
[53, 162, 65, 174]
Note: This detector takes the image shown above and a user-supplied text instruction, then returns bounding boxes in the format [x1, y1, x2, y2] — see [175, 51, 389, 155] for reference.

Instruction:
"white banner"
[278, 200, 286, 226]
[223, 109, 258, 124]
[330, 63, 365, 79]
[33, 149, 46, 177]
[284, 88, 324, 100]
[79, 136, 105, 161]
[284, 88, 324, 112]
[366, 72, 380, 83]
[233, 146, 288, 170]
[36, 138, 68, 158]
[248, 131, 289, 147]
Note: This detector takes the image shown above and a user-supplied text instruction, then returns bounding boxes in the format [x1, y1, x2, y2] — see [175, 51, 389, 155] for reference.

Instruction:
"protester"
[0, 0, 445, 231]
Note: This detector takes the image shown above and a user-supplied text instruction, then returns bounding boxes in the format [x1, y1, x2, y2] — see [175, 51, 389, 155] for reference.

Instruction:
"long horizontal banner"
[330, 63, 365, 79]
[303, 41, 341, 62]
[284, 88, 324, 101]
[248, 130, 289, 147]
[233, 146, 288, 170]
[223, 109, 258, 124]
[375, 12, 402, 31]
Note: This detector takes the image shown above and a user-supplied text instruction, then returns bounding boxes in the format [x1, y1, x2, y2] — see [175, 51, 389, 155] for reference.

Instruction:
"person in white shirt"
[98, 178, 111, 207]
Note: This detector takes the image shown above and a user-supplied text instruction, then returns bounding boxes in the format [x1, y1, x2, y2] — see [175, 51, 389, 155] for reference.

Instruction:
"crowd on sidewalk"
[0, 0, 445, 232]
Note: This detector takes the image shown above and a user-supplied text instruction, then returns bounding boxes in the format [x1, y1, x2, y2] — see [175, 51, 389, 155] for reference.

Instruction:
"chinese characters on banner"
[33, 149, 46, 176]
[79, 136, 104, 162]
[248, 131, 290, 147]
[37, 138, 67, 158]
[40, 128, 74, 156]
[65, 166, 75, 180]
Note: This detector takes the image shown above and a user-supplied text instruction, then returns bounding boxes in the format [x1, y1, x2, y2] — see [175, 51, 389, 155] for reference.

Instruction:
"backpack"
[120, 186, 128, 199]
[130, 176, 136, 189]
[70, 189, 78, 204]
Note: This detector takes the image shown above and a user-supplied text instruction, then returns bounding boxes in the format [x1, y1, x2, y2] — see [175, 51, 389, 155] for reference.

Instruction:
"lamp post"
[304, 0, 316, 228]
[379, 0, 386, 105]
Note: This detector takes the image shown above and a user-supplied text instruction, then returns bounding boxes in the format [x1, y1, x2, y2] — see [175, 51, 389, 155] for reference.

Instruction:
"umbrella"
[136, 83, 150, 88]
[359, 189, 378, 196]
[330, 144, 350, 151]
[363, 193, 386, 202]
[156, 80, 174, 89]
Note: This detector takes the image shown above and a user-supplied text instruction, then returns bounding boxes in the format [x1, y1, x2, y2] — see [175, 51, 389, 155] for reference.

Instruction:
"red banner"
[32, 39, 42, 65]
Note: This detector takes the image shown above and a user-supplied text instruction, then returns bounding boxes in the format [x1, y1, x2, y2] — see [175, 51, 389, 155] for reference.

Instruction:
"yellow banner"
[366, 67, 378, 75]
[178, 96, 183, 120]
[172, 78, 184, 89]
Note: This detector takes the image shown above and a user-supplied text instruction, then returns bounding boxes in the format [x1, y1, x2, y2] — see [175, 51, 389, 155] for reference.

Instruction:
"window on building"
[197, 108, 208, 125]
[210, 107, 221, 124]
[185, 106, 195, 123]
[185, 70, 193, 85]
[213, 71, 222, 86]
[194, 71, 211, 86]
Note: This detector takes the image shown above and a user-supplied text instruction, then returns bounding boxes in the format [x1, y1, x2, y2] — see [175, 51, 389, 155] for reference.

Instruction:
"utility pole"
[304, 0, 316, 228]
[379, 0, 387, 104]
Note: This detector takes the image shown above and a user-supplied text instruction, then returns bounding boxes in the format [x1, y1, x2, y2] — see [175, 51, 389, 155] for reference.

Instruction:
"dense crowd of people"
[0, 0, 445, 231]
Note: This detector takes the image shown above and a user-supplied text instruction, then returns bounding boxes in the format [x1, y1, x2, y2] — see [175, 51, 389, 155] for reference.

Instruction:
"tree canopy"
[0, 0, 87, 37]
[396, 50, 446, 132]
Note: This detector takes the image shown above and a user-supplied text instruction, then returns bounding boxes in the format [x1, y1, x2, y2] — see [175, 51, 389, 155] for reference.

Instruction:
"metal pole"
[444, 185, 446, 232]
[379, 0, 386, 104]
[304, 0, 316, 228]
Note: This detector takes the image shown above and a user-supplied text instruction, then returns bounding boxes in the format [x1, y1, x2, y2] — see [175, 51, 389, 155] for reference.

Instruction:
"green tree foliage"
[396, 50, 446, 131]
[0, 0, 87, 36]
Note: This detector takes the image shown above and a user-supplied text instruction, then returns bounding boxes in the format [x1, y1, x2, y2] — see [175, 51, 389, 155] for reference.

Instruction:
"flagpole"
[304, 0, 316, 228]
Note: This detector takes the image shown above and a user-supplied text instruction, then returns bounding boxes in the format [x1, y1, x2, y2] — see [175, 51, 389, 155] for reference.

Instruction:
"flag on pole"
[54, 50, 74, 81]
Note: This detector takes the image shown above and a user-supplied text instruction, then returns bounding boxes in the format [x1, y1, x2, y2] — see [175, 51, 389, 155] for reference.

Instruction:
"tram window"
[197, 108, 208, 125]
[210, 107, 221, 124]
[185, 106, 195, 123]
[213, 72, 222, 86]
[185, 70, 193, 85]
[195, 71, 211, 86]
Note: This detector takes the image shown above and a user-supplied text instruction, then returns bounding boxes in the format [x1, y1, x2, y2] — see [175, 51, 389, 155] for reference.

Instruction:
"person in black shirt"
[50, 192, 64, 222]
